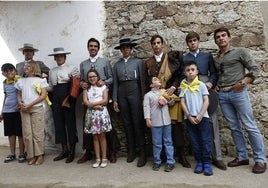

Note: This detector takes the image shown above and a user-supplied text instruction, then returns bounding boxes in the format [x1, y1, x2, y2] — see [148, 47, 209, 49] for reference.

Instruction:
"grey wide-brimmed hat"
[18, 43, 39, 52]
[48, 47, 71, 56]
[114, 38, 137, 50]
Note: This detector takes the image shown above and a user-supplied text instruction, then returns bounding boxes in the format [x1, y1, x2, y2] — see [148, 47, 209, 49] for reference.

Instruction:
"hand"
[20, 103, 31, 112]
[97, 80, 105, 87]
[81, 82, 89, 90]
[166, 86, 175, 95]
[205, 82, 213, 90]
[0, 114, 3, 122]
[232, 82, 244, 92]
[113, 102, 120, 112]
[146, 119, 152, 128]
[93, 105, 103, 110]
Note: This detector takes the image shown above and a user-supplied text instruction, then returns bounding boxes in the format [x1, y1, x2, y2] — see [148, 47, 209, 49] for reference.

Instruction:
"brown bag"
[70, 76, 81, 98]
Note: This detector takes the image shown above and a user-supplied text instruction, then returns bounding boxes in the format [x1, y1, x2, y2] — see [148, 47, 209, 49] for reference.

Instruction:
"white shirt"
[154, 52, 163, 62]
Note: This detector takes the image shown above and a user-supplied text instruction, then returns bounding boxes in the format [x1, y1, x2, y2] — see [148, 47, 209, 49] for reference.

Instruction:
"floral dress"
[84, 85, 112, 134]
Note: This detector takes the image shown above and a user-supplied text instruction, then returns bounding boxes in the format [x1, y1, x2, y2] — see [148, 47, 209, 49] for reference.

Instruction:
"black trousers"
[52, 83, 78, 145]
[117, 81, 145, 150]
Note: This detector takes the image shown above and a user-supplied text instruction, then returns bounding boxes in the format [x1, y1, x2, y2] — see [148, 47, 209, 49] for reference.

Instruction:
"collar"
[217, 46, 234, 56]
[154, 52, 164, 62]
[89, 54, 99, 63]
[5, 75, 20, 84]
[123, 56, 131, 62]
[189, 49, 199, 57]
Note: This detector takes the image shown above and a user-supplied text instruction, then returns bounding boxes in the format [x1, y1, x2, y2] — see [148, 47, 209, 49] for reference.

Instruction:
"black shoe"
[18, 153, 27, 163]
[137, 157, 147, 167]
[53, 152, 69, 161]
[127, 153, 136, 163]
[164, 163, 174, 172]
[212, 160, 227, 170]
[4, 154, 16, 163]
[152, 163, 161, 171]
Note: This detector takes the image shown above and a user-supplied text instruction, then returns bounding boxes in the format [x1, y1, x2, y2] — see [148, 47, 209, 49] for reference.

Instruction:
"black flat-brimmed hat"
[207, 89, 219, 116]
[48, 47, 71, 56]
[18, 43, 39, 52]
[114, 38, 137, 50]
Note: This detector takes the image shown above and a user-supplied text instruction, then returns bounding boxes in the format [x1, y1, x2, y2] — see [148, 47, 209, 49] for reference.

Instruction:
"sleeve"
[240, 48, 259, 81]
[112, 63, 118, 102]
[80, 61, 85, 84]
[208, 54, 218, 87]
[143, 93, 151, 119]
[201, 83, 209, 96]
[40, 78, 49, 88]
[14, 78, 22, 90]
[38, 61, 50, 75]
[104, 60, 113, 87]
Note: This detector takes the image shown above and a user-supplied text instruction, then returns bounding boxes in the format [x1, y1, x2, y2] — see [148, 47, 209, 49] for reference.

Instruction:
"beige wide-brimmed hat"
[18, 43, 39, 52]
[48, 47, 71, 56]
[114, 38, 137, 50]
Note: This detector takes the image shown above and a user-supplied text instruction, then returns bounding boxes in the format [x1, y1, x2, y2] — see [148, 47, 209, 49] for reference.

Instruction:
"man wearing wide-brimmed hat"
[47, 47, 80, 164]
[17, 43, 49, 77]
[112, 38, 147, 167]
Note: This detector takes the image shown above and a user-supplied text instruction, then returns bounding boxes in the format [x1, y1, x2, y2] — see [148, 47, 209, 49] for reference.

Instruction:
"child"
[143, 77, 175, 172]
[14, 60, 48, 165]
[179, 61, 212, 176]
[0, 63, 26, 163]
[83, 69, 112, 168]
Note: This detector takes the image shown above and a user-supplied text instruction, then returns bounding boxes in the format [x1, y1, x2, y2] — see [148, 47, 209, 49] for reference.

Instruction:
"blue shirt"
[179, 80, 209, 119]
[2, 82, 18, 113]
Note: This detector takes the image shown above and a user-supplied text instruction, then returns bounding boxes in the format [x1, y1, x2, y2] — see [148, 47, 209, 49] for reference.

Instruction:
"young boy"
[143, 77, 175, 172]
[179, 61, 213, 176]
[0, 63, 26, 163]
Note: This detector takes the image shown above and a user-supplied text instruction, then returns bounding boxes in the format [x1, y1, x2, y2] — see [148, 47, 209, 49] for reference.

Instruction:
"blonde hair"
[25, 60, 41, 77]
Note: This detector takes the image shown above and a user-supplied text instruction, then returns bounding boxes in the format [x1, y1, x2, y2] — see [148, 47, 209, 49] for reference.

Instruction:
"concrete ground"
[0, 145, 267, 188]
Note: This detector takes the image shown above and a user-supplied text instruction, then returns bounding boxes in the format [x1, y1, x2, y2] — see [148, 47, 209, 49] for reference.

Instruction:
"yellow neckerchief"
[35, 83, 52, 106]
[180, 76, 200, 95]
[5, 75, 20, 84]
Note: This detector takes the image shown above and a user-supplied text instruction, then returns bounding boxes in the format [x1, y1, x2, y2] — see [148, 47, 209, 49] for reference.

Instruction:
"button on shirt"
[48, 63, 79, 90]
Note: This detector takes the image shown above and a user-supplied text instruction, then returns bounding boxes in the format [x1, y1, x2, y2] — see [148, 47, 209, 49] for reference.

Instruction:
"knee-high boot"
[53, 144, 69, 161]
[66, 144, 75, 163]
[137, 146, 147, 167]
[177, 146, 191, 168]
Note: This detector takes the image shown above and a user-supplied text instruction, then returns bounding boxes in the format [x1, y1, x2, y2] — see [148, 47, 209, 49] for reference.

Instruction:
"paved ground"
[0, 146, 267, 188]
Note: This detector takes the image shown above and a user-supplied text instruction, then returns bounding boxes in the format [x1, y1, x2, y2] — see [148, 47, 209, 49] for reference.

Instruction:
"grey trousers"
[210, 111, 223, 161]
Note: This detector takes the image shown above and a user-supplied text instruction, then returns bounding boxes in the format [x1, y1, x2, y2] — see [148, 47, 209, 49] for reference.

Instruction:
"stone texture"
[104, 1, 268, 157]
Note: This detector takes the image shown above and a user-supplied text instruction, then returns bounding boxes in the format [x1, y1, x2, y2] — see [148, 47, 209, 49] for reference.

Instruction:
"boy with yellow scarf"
[179, 61, 212, 176]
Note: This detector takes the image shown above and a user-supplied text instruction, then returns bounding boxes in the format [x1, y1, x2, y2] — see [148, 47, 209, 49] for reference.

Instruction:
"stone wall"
[103, 1, 268, 157]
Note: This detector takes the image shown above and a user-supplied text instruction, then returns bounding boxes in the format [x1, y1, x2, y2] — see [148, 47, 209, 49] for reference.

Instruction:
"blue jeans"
[151, 125, 175, 165]
[218, 87, 266, 162]
[186, 117, 211, 162]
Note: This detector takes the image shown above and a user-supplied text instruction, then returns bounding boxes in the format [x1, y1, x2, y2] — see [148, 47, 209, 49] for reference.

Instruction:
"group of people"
[0, 27, 266, 175]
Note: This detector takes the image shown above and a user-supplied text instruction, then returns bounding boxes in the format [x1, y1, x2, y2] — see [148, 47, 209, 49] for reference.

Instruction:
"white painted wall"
[0, 1, 105, 152]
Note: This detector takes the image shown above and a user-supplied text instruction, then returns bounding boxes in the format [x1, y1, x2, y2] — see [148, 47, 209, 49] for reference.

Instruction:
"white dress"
[84, 85, 112, 134]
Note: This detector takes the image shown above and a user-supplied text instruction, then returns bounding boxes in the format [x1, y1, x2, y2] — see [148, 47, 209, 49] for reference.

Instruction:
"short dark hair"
[1, 63, 16, 72]
[150, 35, 164, 45]
[185, 31, 200, 43]
[214, 27, 231, 40]
[183, 61, 197, 71]
[87, 38, 100, 49]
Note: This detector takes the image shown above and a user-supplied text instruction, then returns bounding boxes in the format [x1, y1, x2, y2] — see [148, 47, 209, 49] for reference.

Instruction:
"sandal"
[100, 159, 108, 168]
[92, 159, 101, 168]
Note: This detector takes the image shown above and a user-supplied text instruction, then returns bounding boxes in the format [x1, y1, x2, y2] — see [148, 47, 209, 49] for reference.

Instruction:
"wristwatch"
[239, 81, 247, 87]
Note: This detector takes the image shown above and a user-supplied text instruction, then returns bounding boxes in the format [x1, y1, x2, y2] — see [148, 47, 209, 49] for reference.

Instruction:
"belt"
[218, 85, 233, 92]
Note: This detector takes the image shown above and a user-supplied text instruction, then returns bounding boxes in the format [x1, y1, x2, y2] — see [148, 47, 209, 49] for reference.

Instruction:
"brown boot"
[77, 149, 92, 164]
[177, 147, 191, 168]
[53, 144, 69, 161]
[66, 144, 75, 163]
[109, 151, 117, 163]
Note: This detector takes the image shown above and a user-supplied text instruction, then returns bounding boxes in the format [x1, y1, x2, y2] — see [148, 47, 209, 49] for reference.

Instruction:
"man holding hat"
[17, 43, 49, 77]
[113, 38, 147, 167]
[47, 47, 79, 163]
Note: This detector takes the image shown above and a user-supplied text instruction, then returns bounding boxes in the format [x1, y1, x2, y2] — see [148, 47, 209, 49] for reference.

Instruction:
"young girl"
[15, 60, 48, 165]
[83, 69, 112, 168]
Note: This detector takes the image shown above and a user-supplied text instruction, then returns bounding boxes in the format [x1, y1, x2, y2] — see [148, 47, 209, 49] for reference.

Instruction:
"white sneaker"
[100, 159, 108, 168]
[92, 160, 101, 168]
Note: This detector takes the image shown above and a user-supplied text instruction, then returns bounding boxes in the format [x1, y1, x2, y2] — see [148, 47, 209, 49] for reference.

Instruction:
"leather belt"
[218, 85, 233, 92]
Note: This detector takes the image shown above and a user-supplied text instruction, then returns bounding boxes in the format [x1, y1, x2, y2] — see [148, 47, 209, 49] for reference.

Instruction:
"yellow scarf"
[35, 83, 52, 106]
[5, 75, 20, 84]
[180, 76, 200, 95]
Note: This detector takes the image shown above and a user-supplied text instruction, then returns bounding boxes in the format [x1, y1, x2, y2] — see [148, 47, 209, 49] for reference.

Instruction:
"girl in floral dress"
[83, 69, 112, 168]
